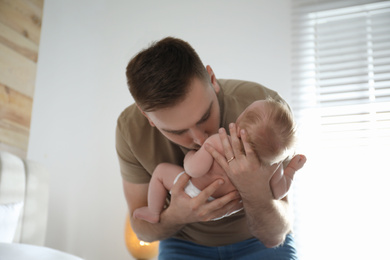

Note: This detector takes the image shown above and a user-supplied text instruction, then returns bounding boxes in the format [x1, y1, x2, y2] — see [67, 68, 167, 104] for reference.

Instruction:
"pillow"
[0, 202, 23, 243]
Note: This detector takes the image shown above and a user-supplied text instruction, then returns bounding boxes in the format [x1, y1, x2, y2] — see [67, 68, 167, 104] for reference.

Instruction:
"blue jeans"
[158, 234, 298, 260]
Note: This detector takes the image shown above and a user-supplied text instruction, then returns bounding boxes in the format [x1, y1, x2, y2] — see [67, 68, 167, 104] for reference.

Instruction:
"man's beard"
[176, 142, 201, 151]
[191, 144, 201, 150]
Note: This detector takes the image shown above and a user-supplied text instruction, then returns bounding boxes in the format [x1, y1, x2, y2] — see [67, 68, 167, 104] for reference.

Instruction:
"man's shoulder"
[118, 102, 137, 120]
[218, 79, 284, 127]
[219, 79, 268, 90]
[218, 79, 277, 98]
[116, 103, 150, 139]
[118, 103, 143, 124]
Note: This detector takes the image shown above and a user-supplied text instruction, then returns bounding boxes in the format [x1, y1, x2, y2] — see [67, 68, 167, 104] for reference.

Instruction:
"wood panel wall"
[0, 0, 44, 158]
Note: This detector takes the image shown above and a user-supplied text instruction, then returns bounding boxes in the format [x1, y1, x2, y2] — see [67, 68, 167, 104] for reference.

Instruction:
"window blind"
[291, 0, 390, 149]
[290, 1, 390, 259]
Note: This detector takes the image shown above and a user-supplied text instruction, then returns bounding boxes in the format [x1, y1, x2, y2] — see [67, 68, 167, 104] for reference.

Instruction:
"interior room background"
[26, 1, 292, 259]
[1, 0, 388, 260]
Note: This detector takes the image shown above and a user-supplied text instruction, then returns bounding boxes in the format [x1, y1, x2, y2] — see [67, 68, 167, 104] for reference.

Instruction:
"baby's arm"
[184, 135, 220, 178]
[270, 155, 306, 200]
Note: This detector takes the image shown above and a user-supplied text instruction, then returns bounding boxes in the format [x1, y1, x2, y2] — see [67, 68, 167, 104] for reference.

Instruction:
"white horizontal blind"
[291, 1, 390, 260]
[291, 0, 390, 148]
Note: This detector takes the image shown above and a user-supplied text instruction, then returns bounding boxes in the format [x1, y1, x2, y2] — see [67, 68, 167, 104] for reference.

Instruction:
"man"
[116, 37, 306, 259]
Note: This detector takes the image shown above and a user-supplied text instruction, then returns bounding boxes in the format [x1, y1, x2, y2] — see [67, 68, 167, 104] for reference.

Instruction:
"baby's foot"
[285, 154, 307, 180]
[133, 207, 160, 223]
[289, 154, 307, 171]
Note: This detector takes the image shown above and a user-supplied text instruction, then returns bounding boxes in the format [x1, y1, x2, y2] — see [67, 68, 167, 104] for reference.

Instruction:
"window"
[291, 1, 390, 259]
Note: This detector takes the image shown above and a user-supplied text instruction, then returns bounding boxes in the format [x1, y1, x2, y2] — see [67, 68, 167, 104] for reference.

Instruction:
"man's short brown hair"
[126, 37, 210, 112]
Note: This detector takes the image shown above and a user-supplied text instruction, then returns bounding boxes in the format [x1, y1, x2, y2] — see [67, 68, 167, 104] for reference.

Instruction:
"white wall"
[28, 1, 291, 259]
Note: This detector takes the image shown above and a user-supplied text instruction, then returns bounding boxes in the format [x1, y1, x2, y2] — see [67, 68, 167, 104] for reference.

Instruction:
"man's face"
[144, 77, 220, 150]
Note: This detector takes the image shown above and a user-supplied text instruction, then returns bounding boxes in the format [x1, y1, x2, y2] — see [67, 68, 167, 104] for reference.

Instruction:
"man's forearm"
[243, 196, 291, 248]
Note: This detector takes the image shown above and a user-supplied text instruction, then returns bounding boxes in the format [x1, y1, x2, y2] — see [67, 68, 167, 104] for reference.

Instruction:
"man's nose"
[190, 128, 208, 146]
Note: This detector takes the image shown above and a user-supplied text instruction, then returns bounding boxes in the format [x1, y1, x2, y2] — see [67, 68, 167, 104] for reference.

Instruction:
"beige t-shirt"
[116, 79, 284, 246]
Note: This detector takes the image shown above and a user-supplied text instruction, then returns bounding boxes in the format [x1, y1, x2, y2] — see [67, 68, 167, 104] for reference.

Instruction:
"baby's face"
[236, 100, 266, 126]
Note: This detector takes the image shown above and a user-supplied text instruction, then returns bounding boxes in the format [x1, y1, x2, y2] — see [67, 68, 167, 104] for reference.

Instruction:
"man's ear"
[206, 65, 220, 94]
[136, 104, 155, 127]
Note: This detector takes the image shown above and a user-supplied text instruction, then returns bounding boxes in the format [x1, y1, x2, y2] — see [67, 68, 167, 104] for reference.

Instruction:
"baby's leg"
[270, 155, 306, 200]
[133, 171, 167, 223]
[133, 163, 185, 223]
[284, 154, 306, 181]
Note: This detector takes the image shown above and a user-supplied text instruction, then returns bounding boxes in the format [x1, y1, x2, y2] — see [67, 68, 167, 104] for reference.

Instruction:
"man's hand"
[167, 172, 242, 223]
[205, 123, 306, 200]
[205, 123, 306, 247]
[204, 124, 271, 196]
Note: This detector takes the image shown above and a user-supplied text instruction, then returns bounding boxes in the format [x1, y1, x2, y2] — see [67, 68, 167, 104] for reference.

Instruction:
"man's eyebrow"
[162, 101, 213, 134]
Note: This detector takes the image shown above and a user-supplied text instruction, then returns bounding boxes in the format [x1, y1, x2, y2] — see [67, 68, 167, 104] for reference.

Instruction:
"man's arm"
[205, 124, 306, 247]
[238, 163, 293, 248]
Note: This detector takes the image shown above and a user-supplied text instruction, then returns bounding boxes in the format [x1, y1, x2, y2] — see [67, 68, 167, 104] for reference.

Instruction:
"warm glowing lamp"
[125, 214, 159, 260]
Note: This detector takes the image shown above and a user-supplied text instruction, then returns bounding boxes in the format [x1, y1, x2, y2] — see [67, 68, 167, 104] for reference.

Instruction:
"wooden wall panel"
[0, 43, 37, 97]
[0, 0, 43, 158]
[0, 22, 39, 62]
[0, 0, 42, 45]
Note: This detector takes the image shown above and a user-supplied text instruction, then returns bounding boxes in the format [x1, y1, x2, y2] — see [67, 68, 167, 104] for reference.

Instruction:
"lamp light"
[125, 214, 159, 260]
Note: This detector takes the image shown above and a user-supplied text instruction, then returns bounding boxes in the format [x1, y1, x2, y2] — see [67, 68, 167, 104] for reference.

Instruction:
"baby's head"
[236, 98, 296, 165]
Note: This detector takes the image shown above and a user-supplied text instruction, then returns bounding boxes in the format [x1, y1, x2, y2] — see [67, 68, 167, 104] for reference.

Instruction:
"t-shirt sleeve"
[115, 120, 151, 184]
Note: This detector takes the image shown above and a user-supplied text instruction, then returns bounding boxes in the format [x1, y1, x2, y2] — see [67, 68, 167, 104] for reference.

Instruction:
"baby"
[133, 98, 305, 223]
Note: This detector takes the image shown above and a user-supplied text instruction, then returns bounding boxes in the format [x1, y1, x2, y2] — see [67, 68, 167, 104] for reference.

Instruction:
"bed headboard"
[0, 151, 49, 245]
